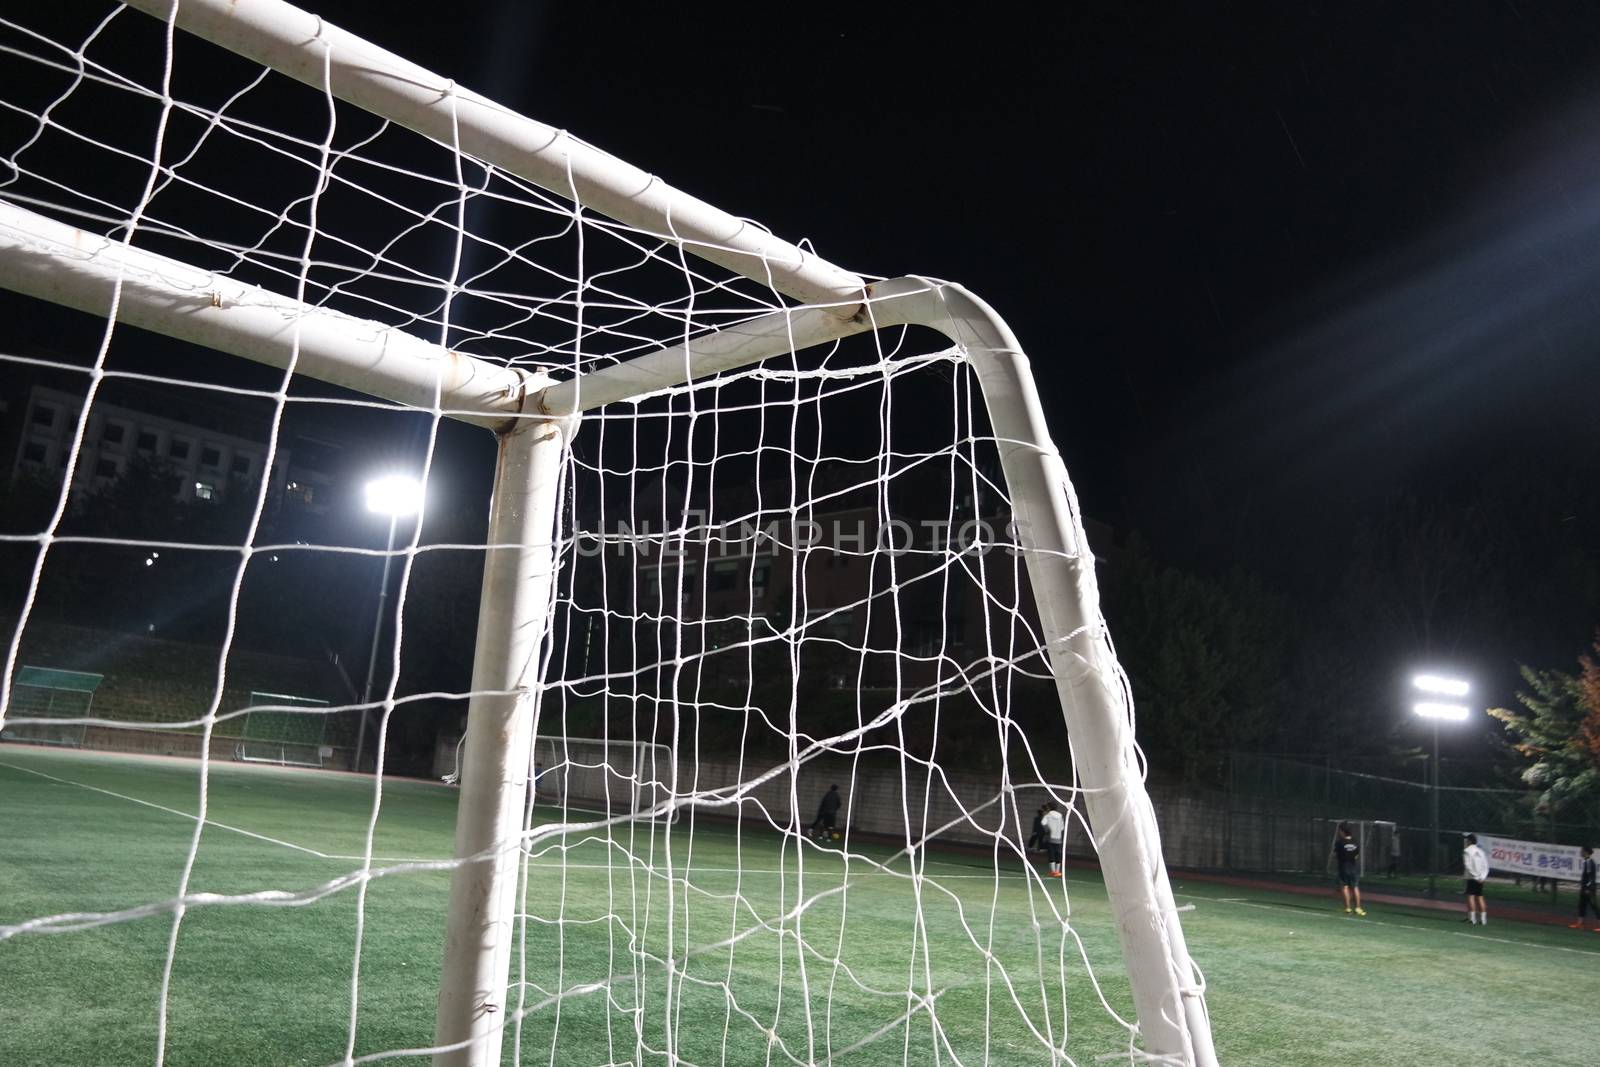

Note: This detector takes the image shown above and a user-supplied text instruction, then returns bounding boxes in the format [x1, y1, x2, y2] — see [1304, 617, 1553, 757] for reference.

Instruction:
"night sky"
[288, 2, 1600, 547]
[292, 3, 1600, 634]
[6, 3, 1600, 750]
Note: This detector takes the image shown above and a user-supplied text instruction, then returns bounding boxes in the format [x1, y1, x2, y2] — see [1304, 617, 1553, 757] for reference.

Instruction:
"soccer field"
[1, 745, 1594, 1067]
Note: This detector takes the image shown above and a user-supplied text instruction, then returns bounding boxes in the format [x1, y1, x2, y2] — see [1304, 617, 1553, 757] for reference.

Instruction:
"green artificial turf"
[1, 744, 1595, 1066]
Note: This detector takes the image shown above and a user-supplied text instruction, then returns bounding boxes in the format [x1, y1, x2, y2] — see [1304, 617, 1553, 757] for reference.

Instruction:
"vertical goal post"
[0, 1, 1216, 1064]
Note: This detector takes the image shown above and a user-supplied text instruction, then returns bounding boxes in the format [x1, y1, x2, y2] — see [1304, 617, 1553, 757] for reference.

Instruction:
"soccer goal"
[530, 736, 676, 820]
[444, 734, 677, 822]
[0, 2, 1215, 1065]
[235, 691, 330, 767]
[0, 666, 102, 748]
[1323, 818, 1399, 879]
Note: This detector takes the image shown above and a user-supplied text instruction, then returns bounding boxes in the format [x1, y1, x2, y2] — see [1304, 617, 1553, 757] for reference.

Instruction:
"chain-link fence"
[1148, 753, 1600, 881]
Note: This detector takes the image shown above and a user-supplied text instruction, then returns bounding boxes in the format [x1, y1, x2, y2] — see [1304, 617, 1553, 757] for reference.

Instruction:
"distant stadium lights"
[1413, 702, 1470, 721]
[1413, 674, 1469, 697]
[364, 475, 423, 517]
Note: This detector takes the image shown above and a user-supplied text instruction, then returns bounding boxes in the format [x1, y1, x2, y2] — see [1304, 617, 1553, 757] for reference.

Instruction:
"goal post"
[435, 415, 566, 1065]
[0, 2, 1216, 1064]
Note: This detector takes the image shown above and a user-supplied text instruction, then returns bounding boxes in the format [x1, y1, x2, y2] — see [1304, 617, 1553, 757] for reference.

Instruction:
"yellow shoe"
[1355, 908, 1367, 917]
[1344, 907, 1352, 914]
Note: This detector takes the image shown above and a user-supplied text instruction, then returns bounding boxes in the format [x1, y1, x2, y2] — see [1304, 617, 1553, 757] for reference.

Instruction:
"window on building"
[194, 481, 215, 501]
[22, 440, 48, 465]
[284, 480, 316, 506]
[751, 560, 771, 599]
[101, 422, 125, 445]
[201, 446, 221, 469]
[29, 405, 55, 427]
[708, 560, 740, 592]
[168, 438, 191, 461]
[95, 458, 118, 479]
[231, 454, 252, 476]
[137, 431, 158, 452]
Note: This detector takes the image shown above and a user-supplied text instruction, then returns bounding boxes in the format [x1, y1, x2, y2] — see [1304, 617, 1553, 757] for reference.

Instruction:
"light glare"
[1414, 702, 1470, 721]
[1413, 674, 1469, 696]
[365, 475, 424, 517]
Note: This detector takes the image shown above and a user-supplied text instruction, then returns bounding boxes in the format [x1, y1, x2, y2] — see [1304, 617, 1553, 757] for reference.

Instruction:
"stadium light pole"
[358, 475, 425, 772]
[1413, 674, 1471, 897]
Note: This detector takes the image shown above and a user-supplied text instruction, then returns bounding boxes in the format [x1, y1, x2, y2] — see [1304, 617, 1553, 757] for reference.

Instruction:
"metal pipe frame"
[0, 1, 1216, 1060]
[0, 201, 537, 429]
[433, 415, 567, 1067]
[549, 276, 1220, 1065]
[0, 205, 1217, 1067]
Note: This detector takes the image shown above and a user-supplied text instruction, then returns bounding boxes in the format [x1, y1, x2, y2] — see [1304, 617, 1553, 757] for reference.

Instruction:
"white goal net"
[0, 3, 1214, 1066]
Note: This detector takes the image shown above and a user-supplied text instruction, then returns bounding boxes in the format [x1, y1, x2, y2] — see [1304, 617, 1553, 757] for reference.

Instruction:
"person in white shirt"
[1041, 802, 1066, 879]
[1462, 834, 1490, 925]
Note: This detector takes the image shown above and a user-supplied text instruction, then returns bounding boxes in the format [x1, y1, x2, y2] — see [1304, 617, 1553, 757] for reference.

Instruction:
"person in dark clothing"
[1570, 845, 1599, 931]
[1333, 822, 1366, 916]
[1026, 807, 1046, 854]
[809, 784, 842, 839]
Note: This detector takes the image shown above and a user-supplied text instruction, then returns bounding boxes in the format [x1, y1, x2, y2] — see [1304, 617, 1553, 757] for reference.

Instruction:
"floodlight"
[1414, 702, 1470, 721]
[364, 475, 423, 517]
[1413, 675, 1469, 697]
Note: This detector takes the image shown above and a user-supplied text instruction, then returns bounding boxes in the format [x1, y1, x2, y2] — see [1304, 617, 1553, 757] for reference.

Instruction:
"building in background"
[4, 379, 339, 519]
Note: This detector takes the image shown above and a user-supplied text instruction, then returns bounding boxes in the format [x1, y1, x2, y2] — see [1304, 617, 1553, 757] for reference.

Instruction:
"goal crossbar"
[119, 0, 867, 314]
[0, 200, 534, 430]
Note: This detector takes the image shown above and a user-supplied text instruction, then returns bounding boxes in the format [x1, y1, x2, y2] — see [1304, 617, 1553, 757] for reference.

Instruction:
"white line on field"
[0, 759, 1058, 883]
[0, 759, 440, 865]
[1186, 891, 1600, 957]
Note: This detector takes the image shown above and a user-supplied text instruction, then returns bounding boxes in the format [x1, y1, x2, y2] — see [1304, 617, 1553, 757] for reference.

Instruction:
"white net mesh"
[0, 5, 1193, 1065]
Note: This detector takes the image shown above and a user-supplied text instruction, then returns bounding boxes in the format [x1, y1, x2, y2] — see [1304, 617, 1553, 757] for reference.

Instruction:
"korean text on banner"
[1477, 835, 1583, 882]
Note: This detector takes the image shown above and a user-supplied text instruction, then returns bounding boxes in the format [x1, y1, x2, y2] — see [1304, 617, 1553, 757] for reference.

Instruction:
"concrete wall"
[431, 732, 1343, 875]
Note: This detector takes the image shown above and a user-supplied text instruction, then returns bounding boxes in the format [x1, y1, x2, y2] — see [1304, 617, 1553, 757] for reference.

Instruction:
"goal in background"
[0, 2, 1215, 1065]
[531, 737, 676, 821]
[1325, 818, 1398, 879]
[235, 691, 330, 767]
[441, 734, 676, 823]
[0, 666, 102, 748]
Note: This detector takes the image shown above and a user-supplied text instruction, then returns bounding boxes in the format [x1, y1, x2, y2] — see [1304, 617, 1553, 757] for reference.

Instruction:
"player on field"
[1041, 802, 1066, 878]
[1026, 806, 1047, 854]
[1570, 845, 1598, 931]
[1462, 833, 1490, 925]
[1333, 822, 1366, 916]
[809, 784, 842, 840]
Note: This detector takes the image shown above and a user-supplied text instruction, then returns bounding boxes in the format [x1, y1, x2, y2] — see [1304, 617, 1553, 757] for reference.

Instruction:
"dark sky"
[11, 1, 1598, 548]
[5, 2, 1599, 729]
[288, 1, 1600, 559]
[279, 0, 1600, 742]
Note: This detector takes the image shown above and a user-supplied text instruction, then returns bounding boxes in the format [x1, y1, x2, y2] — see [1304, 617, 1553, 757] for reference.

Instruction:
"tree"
[1488, 654, 1600, 815]
[1577, 634, 1600, 768]
[1101, 540, 1290, 779]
